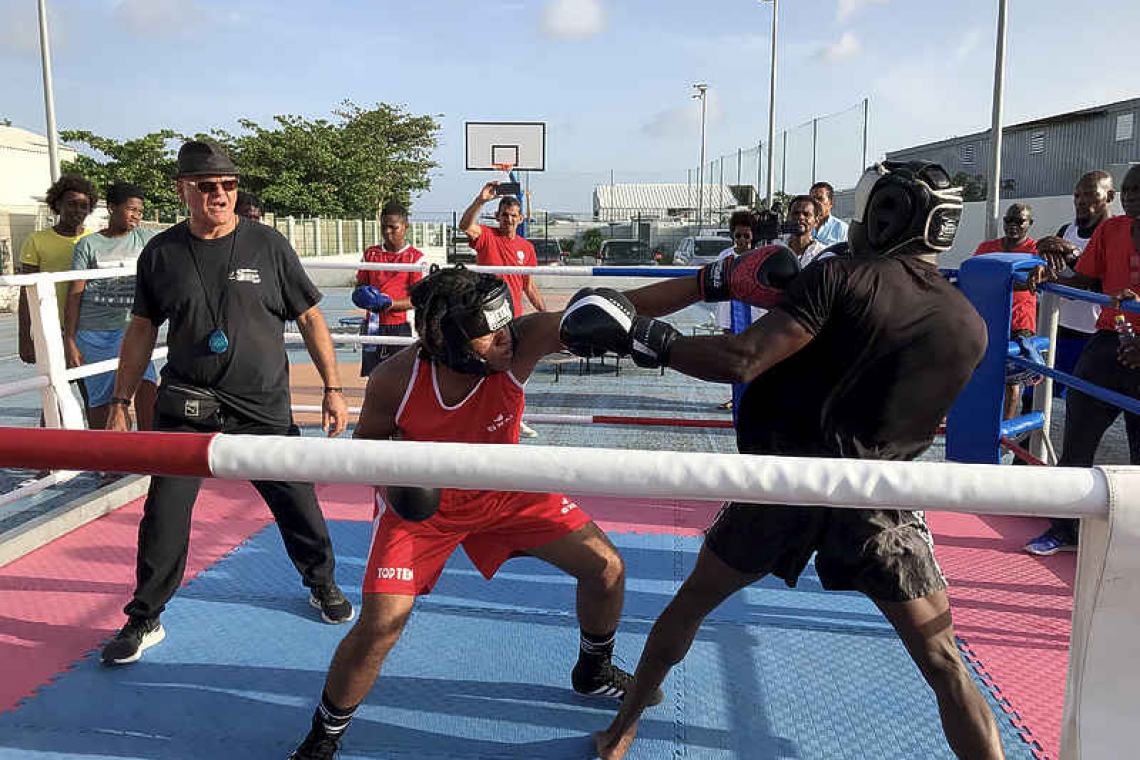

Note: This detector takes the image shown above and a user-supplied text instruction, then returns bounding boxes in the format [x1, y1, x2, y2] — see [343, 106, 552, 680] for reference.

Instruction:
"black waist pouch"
[156, 383, 222, 423]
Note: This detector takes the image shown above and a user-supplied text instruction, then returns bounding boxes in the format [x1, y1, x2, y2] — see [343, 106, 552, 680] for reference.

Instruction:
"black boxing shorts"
[704, 502, 947, 602]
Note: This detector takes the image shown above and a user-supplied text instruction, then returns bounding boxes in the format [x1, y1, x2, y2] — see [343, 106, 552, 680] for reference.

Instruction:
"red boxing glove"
[698, 244, 801, 308]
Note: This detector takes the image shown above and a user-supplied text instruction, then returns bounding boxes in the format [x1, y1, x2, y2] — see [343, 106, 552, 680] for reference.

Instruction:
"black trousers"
[1050, 331, 1140, 540]
[124, 410, 338, 620]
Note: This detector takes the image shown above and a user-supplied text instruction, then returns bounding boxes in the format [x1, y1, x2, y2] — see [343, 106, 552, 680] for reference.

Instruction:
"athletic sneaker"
[1024, 529, 1078, 556]
[288, 726, 340, 760]
[519, 421, 539, 438]
[101, 616, 166, 665]
[309, 584, 355, 624]
[572, 660, 664, 705]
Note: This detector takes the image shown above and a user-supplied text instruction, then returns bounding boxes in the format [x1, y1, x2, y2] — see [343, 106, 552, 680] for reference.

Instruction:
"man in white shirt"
[810, 181, 849, 246]
[785, 195, 828, 268]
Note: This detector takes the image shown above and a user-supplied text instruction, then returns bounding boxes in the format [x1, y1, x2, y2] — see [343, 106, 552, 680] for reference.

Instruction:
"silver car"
[674, 235, 732, 265]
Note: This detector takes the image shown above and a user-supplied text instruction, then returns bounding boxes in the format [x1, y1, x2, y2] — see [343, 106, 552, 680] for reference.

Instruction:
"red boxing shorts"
[362, 489, 592, 596]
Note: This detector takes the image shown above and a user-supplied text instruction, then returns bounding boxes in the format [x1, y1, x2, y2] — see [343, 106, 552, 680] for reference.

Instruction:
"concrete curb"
[0, 474, 150, 568]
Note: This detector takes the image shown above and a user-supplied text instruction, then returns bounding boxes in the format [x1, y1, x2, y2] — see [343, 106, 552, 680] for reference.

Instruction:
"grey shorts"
[704, 503, 947, 602]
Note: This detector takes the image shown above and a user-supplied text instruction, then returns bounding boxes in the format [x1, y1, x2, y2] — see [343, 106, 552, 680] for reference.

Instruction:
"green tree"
[212, 100, 440, 218]
[60, 129, 183, 219]
[580, 227, 605, 255]
[559, 237, 576, 254]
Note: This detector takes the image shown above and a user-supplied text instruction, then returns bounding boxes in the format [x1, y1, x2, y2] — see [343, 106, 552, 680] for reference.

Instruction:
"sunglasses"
[184, 178, 238, 194]
[733, 232, 752, 239]
[1003, 216, 1030, 224]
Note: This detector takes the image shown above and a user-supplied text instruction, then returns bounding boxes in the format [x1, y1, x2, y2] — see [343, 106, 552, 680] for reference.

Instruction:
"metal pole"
[986, 0, 1009, 241]
[764, 0, 778, 208]
[861, 97, 869, 170]
[811, 118, 818, 184]
[694, 84, 708, 233]
[37, 0, 61, 182]
[610, 168, 615, 223]
[781, 130, 788, 194]
[719, 156, 724, 219]
[737, 147, 742, 185]
[687, 168, 692, 220]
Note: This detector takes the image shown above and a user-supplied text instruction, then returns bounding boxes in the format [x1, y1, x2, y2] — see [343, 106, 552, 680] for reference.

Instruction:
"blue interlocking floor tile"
[0, 521, 1038, 759]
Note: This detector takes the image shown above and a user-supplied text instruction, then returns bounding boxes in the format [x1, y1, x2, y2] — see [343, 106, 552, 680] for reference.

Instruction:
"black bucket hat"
[177, 140, 239, 177]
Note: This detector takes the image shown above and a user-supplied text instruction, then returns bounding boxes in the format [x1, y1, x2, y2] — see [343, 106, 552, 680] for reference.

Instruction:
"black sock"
[578, 629, 616, 673]
[313, 690, 358, 738]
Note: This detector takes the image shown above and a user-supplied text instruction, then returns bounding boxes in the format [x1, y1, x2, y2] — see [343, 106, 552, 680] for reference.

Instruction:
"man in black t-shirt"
[100, 141, 355, 667]
[562, 162, 1003, 760]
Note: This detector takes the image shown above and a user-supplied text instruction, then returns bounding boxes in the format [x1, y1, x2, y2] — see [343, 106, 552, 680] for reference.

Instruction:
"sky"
[2, 0, 1138, 216]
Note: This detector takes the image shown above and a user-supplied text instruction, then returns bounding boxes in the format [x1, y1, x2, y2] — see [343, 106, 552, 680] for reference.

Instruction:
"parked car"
[673, 235, 732, 266]
[531, 238, 563, 265]
[598, 239, 655, 265]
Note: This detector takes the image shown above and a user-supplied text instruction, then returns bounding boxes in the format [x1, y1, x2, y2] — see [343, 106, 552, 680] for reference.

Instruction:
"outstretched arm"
[665, 308, 813, 384]
[459, 183, 498, 240]
[623, 277, 701, 318]
[508, 311, 565, 382]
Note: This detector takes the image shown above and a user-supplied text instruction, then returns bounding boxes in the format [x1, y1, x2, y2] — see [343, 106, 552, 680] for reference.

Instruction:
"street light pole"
[693, 83, 708, 233]
[37, 0, 61, 182]
[763, 0, 778, 209]
[985, 0, 1009, 240]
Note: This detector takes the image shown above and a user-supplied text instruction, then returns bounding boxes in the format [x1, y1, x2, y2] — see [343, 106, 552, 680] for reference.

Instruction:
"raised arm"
[459, 183, 499, 240]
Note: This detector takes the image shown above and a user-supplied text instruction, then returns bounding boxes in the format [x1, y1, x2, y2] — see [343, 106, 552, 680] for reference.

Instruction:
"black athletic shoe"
[309, 584, 354, 624]
[287, 726, 340, 760]
[101, 616, 165, 665]
[572, 660, 664, 705]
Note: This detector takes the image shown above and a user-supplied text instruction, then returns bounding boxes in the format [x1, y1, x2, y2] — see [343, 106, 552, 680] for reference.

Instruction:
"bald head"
[1073, 171, 1115, 227]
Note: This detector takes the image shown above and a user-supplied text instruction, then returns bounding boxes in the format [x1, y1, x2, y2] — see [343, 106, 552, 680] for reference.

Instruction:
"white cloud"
[541, 0, 606, 39]
[822, 32, 861, 62]
[115, 0, 202, 36]
[640, 89, 722, 139]
[837, 0, 889, 22]
[953, 28, 984, 62]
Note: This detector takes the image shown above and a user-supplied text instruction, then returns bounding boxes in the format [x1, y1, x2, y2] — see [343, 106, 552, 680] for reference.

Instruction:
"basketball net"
[492, 162, 515, 178]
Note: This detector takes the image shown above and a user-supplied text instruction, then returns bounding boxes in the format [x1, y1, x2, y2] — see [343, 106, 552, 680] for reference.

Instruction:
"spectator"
[460, 181, 547, 438]
[1023, 165, 1140, 556]
[18, 174, 97, 366]
[352, 202, 424, 377]
[235, 191, 263, 222]
[785, 195, 828, 267]
[973, 202, 1038, 421]
[64, 182, 159, 434]
[99, 140, 354, 666]
[1051, 171, 1115, 384]
[713, 210, 756, 409]
[809, 181, 848, 246]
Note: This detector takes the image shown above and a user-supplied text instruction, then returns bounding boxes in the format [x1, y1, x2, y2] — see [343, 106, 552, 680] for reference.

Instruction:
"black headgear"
[418, 267, 515, 376]
[848, 161, 963, 257]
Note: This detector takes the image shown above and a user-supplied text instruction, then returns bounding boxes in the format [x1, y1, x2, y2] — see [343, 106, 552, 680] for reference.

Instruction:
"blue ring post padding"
[1036, 281, 1140, 313]
[591, 266, 700, 277]
[999, 411, 1045, 439]
[1006, 355, 1140, 416]
[510, 169, 525, 239]
[1007, 336, 1050, 356]
[947, 253, 1044, 463]
[729, 299, 753, 428]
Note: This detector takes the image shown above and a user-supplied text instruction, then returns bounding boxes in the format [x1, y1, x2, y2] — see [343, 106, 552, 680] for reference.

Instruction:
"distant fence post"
[336, 219, 344, 255]
[314, 217, 323, 257]
[356, 219, 364, 253]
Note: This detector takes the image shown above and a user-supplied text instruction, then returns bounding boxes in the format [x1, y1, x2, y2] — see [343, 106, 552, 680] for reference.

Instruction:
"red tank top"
[394, 355, 525, 510]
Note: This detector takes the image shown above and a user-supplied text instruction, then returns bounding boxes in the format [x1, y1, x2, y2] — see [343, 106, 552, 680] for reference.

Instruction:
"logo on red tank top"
[486, 412, 516, 432]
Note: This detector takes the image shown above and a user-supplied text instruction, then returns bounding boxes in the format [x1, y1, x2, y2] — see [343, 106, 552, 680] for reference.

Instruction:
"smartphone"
[494, 182, 521, 197]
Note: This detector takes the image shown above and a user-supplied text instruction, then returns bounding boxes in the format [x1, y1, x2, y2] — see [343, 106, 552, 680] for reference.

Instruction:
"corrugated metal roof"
[593, 183, 739, 209]
[0, 125, 77, 157]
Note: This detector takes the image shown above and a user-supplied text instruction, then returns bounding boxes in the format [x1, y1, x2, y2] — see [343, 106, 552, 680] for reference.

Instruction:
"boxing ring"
[1, 258, 1138, 759]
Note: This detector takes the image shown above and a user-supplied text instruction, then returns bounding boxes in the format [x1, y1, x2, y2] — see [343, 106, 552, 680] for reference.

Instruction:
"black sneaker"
[572, 660, 664, 705]
[288, 726, 341, 760]
[101, 616, 165, 665]
[309, 584, 355, 624]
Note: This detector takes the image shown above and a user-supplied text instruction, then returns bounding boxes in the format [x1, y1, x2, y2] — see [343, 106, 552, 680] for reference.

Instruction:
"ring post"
[946, 253, 1043, 463]
[1061, 466, 1140, 759]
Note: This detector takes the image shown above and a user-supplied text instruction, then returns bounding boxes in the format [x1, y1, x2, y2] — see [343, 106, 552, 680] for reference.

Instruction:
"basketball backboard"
[465, 122, 546, 172]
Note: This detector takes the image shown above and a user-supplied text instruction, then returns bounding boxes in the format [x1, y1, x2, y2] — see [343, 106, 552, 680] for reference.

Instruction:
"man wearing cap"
[100, 141, 354, 666]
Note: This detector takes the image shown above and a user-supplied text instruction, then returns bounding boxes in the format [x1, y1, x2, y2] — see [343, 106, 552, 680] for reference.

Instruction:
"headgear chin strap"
[848, 161, 963, 257]
[437, 274, 515, 376]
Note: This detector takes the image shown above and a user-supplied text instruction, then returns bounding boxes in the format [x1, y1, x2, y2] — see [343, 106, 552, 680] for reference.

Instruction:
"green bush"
[559, 237, 576, 254]
[581, 228, 605, 255]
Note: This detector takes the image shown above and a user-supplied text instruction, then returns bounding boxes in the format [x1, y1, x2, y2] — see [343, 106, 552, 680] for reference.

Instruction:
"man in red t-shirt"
[460, 182, 547, 437]
[1023, 165, 1140, 556]
[973, 202, 1038, 420]
[352, 202, 424, 377]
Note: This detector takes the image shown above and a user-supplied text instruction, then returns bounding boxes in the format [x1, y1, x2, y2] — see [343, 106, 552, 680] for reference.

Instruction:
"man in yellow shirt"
[18, 174, 98, 364]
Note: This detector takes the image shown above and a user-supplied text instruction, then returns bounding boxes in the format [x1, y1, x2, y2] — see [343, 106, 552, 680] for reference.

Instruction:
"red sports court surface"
[0, 482, 1072, 758]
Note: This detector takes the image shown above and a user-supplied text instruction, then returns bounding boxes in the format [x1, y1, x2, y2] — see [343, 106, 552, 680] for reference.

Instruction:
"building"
[592, 182, 752, 222]
[885, 97, 1139, 199]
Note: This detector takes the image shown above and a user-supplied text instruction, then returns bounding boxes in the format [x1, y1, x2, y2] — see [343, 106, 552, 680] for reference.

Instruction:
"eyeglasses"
[184, 178, 238, 194]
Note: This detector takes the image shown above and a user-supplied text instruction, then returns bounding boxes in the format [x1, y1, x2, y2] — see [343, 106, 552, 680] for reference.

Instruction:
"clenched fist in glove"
[352, 285, 394, 312]
[559, 287, 680, 369]
[698, 243, 800, 307]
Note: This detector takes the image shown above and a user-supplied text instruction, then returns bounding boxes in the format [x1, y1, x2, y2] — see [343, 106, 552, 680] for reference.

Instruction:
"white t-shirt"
[785, 236, 828, 268]
[1057, 222, 1101, 334]
[715, 246, 767, 330]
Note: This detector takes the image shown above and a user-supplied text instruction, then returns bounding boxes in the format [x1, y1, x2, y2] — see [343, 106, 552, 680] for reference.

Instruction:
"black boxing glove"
[698, 244, 801, 307]
[629, 316, 679, 368]
[559, 287, 636, 358]
[384, 485, 441, 522]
